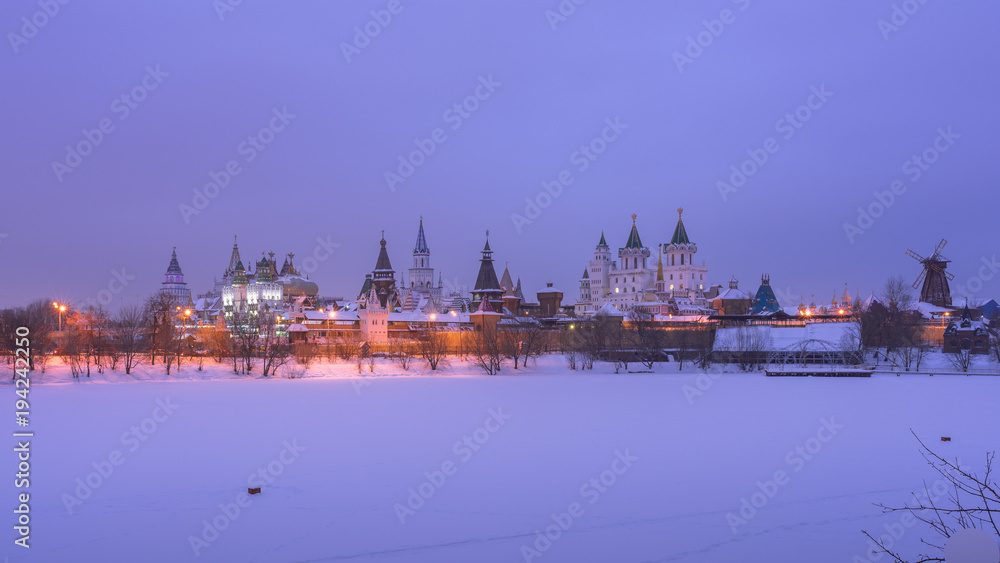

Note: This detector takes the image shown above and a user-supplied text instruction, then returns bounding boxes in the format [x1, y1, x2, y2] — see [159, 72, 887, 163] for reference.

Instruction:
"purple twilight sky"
[2, 0, 998, 309]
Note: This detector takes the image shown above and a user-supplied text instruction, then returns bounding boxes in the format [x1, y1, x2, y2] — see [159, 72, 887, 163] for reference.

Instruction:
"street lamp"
[327, 310, 336, 359]
[52, 302, 67, 332]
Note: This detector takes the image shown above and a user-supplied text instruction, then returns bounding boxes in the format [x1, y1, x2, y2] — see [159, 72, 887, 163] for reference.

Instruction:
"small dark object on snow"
[941, 437, 951, 442]
[248, 487, 262, 495]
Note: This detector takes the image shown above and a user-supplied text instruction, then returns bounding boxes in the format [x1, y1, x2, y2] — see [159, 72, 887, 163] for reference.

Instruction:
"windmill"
[906, 239, 954, 307]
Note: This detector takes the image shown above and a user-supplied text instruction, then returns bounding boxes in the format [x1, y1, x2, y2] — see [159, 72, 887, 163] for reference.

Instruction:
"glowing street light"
[52, 301, 67, 331]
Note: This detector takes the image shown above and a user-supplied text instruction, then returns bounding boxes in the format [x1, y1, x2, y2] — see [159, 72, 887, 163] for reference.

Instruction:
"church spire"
[656, 245, 664, 282]
[165, 247, 183, 277]
[624, 214, 643, 249]
[670, 208, 690, 245]
[597, 230, 608, 248]
[472, 233, 502, 311]
[414, 217, 429, 254]
[225, 235, 242, 278]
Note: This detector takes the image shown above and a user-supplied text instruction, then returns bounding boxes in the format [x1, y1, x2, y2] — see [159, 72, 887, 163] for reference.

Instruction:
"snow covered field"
[6, 356, 999, 562]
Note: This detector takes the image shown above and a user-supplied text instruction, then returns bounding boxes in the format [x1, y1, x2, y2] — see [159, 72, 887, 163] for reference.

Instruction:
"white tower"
[587, 231, 613, 308]
[409, 218, 433, 290]
[359, 286, 390, 343]
[662, 208, 707, 299]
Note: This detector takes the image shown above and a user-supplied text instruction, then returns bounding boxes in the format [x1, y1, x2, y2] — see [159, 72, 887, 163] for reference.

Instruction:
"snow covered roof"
[915, 301, 952, 318]
[716, 287, 750, 301]
[286, 323, 309, 332]
[713, 322, 856, 352]
[595, 302, 625, 317]
[471, 297, 502, 316]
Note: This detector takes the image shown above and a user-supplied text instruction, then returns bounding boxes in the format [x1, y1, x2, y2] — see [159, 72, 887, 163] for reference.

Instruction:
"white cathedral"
[576, 209, 712, 318]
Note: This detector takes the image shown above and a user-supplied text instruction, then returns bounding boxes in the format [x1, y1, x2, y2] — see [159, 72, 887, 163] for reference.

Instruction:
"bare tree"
[355, 345, 366, 374]
[592, 314, 629, 373]
[335, 334, 360, 362]
[0, 300, 56, 375]
[227, 311, 260, 375]
[629, 310, 662, 371]
[83, 304, 111, 374]
[388, 339, 413, 371]
[863, 432, 999, 563]
[105, 333, 123, 371]
[471, 326, 503, 375]
[143, 293, 178, 366]
[890, 337, 928, 372]
[518, 323, 546, 368]
[63, 309, 93, 377]
[988, 324, 1000, 369]
[418, 330, 449, 371]
[673, 327, 714, 371]
[61, 327, 86, 378]
[292, 342, 317, 368]
[113, 303, 146, 375]
[841, 317, 866, 361]
[259, 313, 290, 377]
[723, 325, 772, 372]
[204, 327, 232, 363]
[565, 347, 579, 370]
[561, 326, 580, 370]
[948, 347, 975, 373]
[883, 276, 915, 315]
[692, 327, 716, 370]
[163, 342, 177, 375]
[499, 325, 525, 370]
[861, 277, 923, 358]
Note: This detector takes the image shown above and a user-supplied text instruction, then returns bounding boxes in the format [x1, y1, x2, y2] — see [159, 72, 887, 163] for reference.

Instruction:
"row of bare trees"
[1, 295, 297, 378]
[467, 322, 549, 375]
[852, 276, 1000, 373]
[0, 299, 149, 377]
[560, 312, 715, 373]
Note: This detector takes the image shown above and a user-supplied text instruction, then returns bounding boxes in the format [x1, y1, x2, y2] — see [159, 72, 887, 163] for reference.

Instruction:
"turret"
[471, 233, 503, 313]
[160, 247, 191, 304]
[371, 231, 397, 308]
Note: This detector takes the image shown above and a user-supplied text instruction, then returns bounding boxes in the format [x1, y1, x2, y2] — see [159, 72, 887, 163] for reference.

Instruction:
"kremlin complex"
[157, 210, 874, 345]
